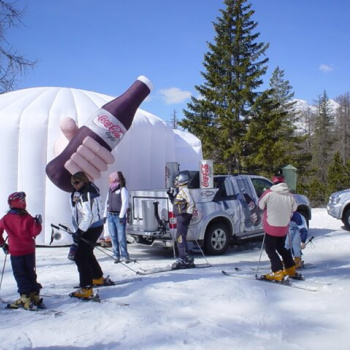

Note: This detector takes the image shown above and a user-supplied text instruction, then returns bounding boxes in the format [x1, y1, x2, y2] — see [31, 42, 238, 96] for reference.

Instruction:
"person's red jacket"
[0, 211, 42, 256]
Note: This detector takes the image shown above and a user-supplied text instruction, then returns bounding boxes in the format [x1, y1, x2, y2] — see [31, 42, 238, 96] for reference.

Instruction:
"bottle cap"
[137, 75, 153, 92]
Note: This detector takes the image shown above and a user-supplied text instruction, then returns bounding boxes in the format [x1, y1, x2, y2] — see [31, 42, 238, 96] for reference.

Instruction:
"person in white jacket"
[258, 174, 297, 281]
[69, 171, 108, 299]
[104, 171, 130, 263]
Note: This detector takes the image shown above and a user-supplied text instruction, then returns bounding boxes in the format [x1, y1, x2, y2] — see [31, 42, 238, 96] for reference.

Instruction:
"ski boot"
[69, 286, 93, 299]
[30, 292, 46, 309]
[172, 258, 187, 269]
[261, 270, 285, 281]
[120, 257, 131, 264]
[294, 257, 304, 269]
[284, 265, 304, 280]
[184, 255, 195, 268]
[7, 294, 32, 310]
[92, 275, 115, 286]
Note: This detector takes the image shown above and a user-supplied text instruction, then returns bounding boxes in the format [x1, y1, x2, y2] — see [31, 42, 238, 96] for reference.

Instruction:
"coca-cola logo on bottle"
[95, 114, 125, 141]
[200, 163, 211, 188]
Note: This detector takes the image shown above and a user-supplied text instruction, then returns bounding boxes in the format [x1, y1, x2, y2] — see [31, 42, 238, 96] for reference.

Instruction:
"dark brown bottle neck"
[102, 80, 151, 130]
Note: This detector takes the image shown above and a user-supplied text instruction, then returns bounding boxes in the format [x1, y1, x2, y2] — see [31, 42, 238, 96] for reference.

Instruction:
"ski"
[1, 301, 63, 316]
[234, 265, 330, 286]
[42, 293, 130, 306]
[137, 263, 211, 275]
[221, 270, 317, 292]
[74, 276, 142, 288]
[4, 307, 64, 316]
[69, 293, 102, 303]
[106, 276, 142, 285]
[234, 263, 315, 273]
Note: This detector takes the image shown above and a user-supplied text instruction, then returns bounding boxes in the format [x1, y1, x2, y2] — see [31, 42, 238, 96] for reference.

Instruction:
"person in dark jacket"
[104, 171, 130, 263]
[69, 171, 110, 299]
[0, 192, 43, 310]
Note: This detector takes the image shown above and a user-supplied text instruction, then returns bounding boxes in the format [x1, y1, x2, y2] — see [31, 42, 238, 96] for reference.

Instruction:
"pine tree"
[269, 66, 311, 174]
[311, 91, 335, 183]
[326, 152, 349, 200]
[179, 0, 269, 174]
[335, 93, 350, 162]
[243, 89, 285, 175]
[244, 67, 311, 176]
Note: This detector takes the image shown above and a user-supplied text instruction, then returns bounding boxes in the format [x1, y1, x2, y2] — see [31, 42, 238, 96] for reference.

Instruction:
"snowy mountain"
[292, 98, 340, 135]
[293, 98, 340, 114]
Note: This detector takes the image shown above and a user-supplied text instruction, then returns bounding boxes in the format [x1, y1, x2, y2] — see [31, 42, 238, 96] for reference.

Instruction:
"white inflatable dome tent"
[0, 86, 202, 245]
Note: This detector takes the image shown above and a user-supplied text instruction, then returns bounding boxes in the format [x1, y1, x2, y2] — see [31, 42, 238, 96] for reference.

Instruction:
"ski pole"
[0, 237, 9, 292]
[286, 229, 293, 255]
[255, 232, 266, 277]
[194, 240, 210, 266]
[77, 235, 140, 274]
[171, 232, 177, 259]
[55, 223, 139, 273]
[305, 236, 314, 246]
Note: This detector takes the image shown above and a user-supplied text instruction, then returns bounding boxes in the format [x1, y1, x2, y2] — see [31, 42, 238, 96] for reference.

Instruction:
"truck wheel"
[204, 223, 230, 255]
[342, 208, 350, 231]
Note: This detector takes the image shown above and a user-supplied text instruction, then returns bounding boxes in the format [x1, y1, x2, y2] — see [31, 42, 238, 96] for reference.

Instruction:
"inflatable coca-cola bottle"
[46, 75, 152, 192]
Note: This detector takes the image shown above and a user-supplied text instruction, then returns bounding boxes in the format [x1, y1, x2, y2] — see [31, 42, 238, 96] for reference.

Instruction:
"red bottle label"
[87, 109, 127, 149]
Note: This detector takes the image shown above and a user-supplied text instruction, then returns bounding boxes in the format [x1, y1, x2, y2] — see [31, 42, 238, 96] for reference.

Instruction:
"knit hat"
[109, 171, 120, 191]
[272, 175, 285, 185]
[109, 171, 119, 182]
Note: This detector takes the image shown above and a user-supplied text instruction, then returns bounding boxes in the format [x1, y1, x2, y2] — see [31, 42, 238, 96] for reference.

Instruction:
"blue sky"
[7, 0, 350, 124]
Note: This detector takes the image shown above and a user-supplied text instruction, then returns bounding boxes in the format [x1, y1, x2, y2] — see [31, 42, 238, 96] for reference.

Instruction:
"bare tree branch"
[0, 0, 36, 93]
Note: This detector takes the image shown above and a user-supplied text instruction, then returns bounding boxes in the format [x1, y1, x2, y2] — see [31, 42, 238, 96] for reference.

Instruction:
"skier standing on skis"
[0, 192, 43, 310]
[69, 171, 111, 299]
[167, 171, 195, 269]
[258, 173, 298, 281]
[285, 211, 308, 269]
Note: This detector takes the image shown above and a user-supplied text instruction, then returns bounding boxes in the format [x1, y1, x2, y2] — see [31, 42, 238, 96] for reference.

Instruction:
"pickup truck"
[127, 171, 312, 255]
[327, 189, 350, 230]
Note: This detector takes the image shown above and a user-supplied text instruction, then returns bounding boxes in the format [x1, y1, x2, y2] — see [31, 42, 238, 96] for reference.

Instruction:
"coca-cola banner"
[200, 160, 214, 188]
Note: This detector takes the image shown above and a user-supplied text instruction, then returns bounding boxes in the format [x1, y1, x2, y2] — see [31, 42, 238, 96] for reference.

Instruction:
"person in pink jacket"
[258, 174, 297, 281]
[0, 192, 43, 310]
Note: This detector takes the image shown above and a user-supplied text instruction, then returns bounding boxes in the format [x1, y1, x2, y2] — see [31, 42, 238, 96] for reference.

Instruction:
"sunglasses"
[71, 181, 81, 185]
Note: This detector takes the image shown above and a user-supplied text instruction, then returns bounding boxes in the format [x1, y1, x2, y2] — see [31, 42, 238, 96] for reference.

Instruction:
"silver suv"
[327, 189, 350, 230]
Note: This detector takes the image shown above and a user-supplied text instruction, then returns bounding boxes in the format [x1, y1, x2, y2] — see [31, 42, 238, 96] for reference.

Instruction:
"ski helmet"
[8, 192, 26, 209]
[176, 171, 190, 186]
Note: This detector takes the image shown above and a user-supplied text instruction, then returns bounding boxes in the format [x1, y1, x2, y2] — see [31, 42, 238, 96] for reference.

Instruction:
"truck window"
[236, 178, 255, 200]
[213, 177, 236, 201]
[251, 178, 272, 198]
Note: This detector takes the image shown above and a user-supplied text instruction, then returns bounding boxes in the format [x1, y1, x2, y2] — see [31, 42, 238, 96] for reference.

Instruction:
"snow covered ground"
[0, 208, 349, 350]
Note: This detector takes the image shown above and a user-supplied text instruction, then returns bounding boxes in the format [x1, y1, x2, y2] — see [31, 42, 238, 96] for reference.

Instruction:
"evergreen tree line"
[178, 0, 349, 208]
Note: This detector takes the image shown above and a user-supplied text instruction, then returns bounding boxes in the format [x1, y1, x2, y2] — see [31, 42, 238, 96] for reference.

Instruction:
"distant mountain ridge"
[293, 98, 340, 113]
[292, 98, 340, 134]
